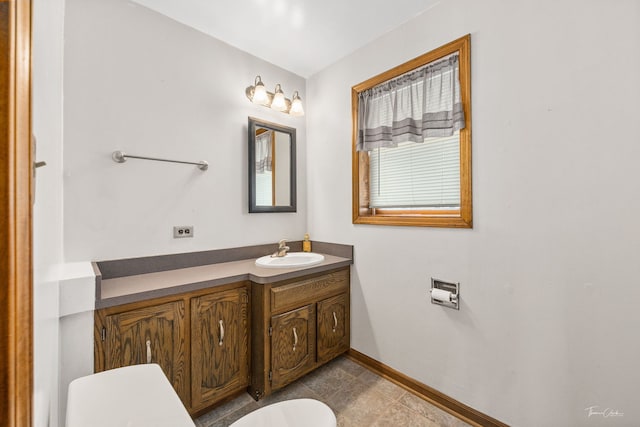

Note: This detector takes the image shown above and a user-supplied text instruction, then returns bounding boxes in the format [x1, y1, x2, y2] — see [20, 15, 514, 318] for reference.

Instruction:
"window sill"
[353, 213, 472, 228]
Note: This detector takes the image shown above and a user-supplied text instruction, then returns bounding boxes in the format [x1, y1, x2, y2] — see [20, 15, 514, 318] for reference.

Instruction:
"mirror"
[248, 117, 297, 213]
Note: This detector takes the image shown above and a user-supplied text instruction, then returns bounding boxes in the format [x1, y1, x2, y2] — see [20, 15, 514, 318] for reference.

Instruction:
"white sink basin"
[255, 252, 325, 268]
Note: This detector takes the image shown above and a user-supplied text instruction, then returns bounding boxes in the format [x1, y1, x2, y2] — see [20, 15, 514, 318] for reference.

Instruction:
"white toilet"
[230, 398, 336, 427]
[66, 364, 195, 427]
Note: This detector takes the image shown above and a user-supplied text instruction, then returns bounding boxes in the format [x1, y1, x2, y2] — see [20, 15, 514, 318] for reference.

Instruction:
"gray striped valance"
[357, 54, 465, 152]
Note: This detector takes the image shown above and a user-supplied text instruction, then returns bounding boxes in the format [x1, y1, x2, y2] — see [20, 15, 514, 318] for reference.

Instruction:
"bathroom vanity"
[249, 267, 349, 399]
[92, 242, 352, 416]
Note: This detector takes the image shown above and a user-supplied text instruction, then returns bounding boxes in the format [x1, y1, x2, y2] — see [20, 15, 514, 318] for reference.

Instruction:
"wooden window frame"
[351, 34, 472, 228]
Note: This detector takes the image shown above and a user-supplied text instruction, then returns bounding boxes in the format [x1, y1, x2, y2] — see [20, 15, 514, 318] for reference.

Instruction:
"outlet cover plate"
[173, 226, 194, 238]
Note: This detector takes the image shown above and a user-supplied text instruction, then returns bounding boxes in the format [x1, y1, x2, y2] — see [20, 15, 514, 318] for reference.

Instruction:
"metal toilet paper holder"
[430, 278, 459, 310]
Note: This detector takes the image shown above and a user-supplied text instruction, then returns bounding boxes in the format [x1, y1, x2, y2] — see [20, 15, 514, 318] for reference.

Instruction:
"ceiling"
[131, 0, 442, 78]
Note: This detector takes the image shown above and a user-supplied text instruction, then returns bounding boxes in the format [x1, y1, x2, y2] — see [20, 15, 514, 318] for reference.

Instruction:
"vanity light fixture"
[245, 75, 304, 116]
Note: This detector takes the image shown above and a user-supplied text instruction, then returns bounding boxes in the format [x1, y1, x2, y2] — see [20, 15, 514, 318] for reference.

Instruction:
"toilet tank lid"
[66, 364, 195, 427]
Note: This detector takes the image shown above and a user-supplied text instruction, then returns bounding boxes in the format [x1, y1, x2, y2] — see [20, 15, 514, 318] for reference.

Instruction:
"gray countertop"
[97, 253, 351, 309]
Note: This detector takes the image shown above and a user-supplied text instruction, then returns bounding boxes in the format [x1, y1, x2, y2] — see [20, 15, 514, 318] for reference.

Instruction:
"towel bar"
[112, 150, 208, 171]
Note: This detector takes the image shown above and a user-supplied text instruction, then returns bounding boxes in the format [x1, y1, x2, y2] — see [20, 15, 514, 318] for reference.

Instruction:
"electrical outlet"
[173, 226, 194, 238]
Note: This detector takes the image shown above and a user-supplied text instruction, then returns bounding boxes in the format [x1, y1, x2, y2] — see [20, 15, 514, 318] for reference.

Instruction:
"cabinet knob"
[292, 327, 298, 352]
[146, 339, 152, 364]
[332, 311, 338, 333]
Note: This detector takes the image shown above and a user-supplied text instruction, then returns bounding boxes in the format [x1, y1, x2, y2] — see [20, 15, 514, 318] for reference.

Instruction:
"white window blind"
[369, 131, 460, 209]
[255, 171, 272, 206]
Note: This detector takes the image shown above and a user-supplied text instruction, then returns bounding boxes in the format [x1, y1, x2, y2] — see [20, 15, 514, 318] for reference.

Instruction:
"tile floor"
[195, 356, 472, 427]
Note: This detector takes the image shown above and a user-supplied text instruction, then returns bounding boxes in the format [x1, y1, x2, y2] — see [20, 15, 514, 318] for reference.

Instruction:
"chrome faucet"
[272, 239, 290, 257]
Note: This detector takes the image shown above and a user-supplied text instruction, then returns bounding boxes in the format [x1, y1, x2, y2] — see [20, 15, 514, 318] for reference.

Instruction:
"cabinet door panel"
[271, 304, 315, 390]
[104, 300, 186, 402]
[191, 287, 249, 408]
[317, 293, 349, 364]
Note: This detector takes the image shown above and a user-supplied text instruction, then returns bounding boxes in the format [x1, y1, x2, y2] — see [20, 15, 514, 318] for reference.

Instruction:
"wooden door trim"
[1, 1, 33, 426]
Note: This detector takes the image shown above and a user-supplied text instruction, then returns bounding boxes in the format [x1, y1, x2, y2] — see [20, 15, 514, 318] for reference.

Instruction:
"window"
[352, 35, 472, 228]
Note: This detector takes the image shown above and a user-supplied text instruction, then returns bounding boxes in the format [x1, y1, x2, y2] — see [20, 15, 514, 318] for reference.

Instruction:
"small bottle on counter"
[302, 233, 311, 252]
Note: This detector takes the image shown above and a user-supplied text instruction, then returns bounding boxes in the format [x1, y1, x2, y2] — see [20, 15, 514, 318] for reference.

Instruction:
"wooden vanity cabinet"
[94, 281, 250, 415]
[270, 304, 316, 390]
[250, 267, 350, 399]
[317, 293, 349, 364]
[97, 300, 188, 403]
[190, 287, 249, 411]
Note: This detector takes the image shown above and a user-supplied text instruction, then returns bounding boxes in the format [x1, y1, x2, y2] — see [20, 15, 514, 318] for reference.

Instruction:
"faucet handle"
[278, 239, 287, 247]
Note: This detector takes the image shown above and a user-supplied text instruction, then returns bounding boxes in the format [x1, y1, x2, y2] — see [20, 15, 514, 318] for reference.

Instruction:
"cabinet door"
[317, 293, 349, 364]
[191, 287, 249, 409]
[104, 300, 186, 403]
[271, 304, 315, 390]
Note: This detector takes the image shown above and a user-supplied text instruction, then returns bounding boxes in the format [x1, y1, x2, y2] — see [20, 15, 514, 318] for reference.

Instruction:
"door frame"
[1, 0, 33, 426]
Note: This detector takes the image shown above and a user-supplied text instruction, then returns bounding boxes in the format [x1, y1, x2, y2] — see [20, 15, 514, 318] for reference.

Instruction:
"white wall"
[57, 262, 96, 427]
[32, 0, 65, 425]
[63, 0, 308, 262]
[307, 0, 640, 426]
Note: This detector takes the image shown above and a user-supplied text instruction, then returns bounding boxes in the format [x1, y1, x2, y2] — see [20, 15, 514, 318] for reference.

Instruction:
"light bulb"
[271, 84, 287, 111]
[289, 91, 304, 116]
[252, 76, 268, 105]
